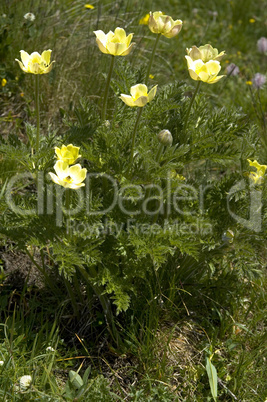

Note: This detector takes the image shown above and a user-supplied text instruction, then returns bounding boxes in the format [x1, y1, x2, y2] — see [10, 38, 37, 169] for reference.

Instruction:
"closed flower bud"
[222, 229, 234, 243]
[157, 129, 173, 146]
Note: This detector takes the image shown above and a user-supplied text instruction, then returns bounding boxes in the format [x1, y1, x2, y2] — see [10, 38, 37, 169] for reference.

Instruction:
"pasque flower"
[49, 161, 87, 189]
[148, 11, 182, 38]
[247, 159, 267, 183]
[185, 57, 224, 84]
[15, 50, 55, 74]
[55, 144, 81, 165]
[120, 83, 157, 107]
[93, 27, 134, 56]
[186, 44, 225, 62]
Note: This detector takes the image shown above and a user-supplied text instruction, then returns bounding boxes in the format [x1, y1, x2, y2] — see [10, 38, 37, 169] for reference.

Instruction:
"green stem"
[145, 34, 161, 85]
[183, 80, 201, 137]
[64, 276, 80, 318]
[34, 74, 40, 152]
[155, 143, 164, 163]
[102, 55, 115, 121]
[129, 107, 143, 169]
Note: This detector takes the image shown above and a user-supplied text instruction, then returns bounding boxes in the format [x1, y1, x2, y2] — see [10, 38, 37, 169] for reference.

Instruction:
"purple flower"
[252, 73, 266, 89]
[257, 37, 267, 53]
[226, 63, 240, 76]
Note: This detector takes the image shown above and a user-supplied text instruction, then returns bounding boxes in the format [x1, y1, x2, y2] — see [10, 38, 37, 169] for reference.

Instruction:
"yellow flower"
[247, 159, 267, 183]
[55, 144, 81, 165]
[120, 83, 157, 107]
[139, 13, 150, 25]
[84, 4, 94, 9]
[185, 56, 225, 84]
[15, 50, 55, 74]
[149, 74, 154, 79]
[93, 27, 134, 56]
[186, 44, 225, 62]
[148, 11, 182, 38]
[249, 18, 255, 23]
[49, 161, 87, 189]
[1, 78, 7, 87]
[246, 80, 252, 85]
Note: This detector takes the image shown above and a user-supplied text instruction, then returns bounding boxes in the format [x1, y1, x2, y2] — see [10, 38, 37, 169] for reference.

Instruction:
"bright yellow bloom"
[93, 27, 134, 56]
[148, 11, 182, 38]
[15, 50, 55, 74]
[246, 80, 252, 85]
[247, 159, 267, 183]
[139, 13, 150, 25]
[249, 18, 255, 23]
[84, 4, 94, 9]
[55, 144, 81, 165]
[49, 161, 87, 189]
[149, 74, 154, 79]
[186, 44, 225, 62]
[185, 56, 225, 84]
[120, 83, 157, 107]
[1, 78, 7, 87]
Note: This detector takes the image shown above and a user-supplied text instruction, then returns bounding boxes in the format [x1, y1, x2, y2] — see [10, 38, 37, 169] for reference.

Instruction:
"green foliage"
[0, 0, 266, 400]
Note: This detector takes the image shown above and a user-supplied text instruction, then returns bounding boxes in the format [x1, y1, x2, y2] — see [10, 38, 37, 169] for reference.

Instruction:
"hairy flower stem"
[155, 143, 165, 163]
[34, 74, 40, 152]
[183, 81, 201, 138]
[145, 34, 161, 85]
[129, 107, 143, 169]
[102, 55, 115, 121]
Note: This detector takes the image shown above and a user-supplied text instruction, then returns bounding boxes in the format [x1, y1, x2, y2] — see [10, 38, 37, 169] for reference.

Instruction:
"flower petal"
[147, 84, 158, 102]
[20, 50, 30, 68]
[130, 84, 148, 100]
[120, 94, 136, 107]
[41, 49, 52, 65]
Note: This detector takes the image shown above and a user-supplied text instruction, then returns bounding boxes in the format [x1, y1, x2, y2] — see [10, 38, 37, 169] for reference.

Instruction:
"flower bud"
[157, 129, 173, 146]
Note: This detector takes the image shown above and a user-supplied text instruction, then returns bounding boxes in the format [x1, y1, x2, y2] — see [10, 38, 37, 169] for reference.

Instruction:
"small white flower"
[24, 12, 35, 22]
[0, 360, 4, 366]
[46, 346, 55, 352]
[19, 375, 32, 391]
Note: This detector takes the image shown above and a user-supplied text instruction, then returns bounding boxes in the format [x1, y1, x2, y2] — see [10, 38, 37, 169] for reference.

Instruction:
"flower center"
[64, 175, 73, 183]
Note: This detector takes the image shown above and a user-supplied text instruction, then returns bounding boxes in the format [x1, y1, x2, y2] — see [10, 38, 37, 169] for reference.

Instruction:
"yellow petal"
[119, 94, 136, 107]
[130, 84, 148, 100]
[20, 50, 30, 68]
[120, 42, 134, 56]
[134, 96, 149, 107]
[113, 27, 126, 42]
[41, 49, 52, 65]
[147, 84, 158, 102]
